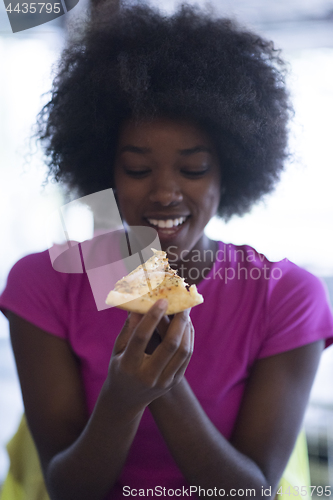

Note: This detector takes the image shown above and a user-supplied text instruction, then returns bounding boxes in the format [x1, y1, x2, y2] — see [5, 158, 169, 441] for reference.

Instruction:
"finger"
[148, 309, 190, 375]
[161, 323, 193, 384]
[172, 319, 195, 382]
[157, 315, 194, 385]
[156, 308, 190, 339]
[123, 299, 168, 366]
[156, 315, 170, 339]
[190, 318, 195, 354]
[156, 307, 190, 340]
[112, 312, 142, 355]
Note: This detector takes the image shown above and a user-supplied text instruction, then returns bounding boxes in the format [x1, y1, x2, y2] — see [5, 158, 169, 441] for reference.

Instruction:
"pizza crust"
[105, 249, 204, 314]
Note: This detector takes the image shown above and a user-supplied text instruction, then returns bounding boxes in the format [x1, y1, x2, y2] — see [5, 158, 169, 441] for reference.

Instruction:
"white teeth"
[147, 217, 187, 229]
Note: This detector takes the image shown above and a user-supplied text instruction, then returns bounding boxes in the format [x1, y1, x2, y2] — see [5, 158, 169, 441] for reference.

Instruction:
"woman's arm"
[149, 340, 324, 497]
[8, 301, 193, 500]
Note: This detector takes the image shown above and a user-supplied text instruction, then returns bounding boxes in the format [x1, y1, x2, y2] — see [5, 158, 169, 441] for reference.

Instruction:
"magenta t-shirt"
[1, 239, 333, 498]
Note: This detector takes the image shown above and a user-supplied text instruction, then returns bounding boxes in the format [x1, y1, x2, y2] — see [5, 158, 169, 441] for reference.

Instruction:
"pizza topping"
[106, 248, 204, 314]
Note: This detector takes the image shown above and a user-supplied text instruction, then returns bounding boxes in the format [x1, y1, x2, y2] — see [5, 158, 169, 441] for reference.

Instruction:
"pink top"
[1, 237, 333, 499]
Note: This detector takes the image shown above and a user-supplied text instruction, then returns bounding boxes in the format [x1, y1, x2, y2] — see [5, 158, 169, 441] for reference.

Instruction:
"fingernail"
[156, 299, 168, 310]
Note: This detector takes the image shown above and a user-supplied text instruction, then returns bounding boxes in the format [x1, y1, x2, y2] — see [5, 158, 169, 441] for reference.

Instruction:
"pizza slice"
[105, 248, 204, 315]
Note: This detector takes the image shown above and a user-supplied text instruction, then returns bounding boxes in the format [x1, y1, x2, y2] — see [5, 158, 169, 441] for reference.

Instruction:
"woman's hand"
[106, 299, 194, 415]
[7, 304, 194, 500]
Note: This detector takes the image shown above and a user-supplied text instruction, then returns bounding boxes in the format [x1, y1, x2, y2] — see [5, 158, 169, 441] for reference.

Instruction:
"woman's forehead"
[117, 117, 216, 150]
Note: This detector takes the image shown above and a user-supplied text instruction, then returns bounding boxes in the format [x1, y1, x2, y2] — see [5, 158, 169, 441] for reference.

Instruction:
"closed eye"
[124, 168, 151, 178]
[181, 169, 209, 177]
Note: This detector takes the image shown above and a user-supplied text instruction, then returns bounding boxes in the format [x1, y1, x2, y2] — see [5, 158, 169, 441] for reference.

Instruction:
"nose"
[148, 173, 183, 206]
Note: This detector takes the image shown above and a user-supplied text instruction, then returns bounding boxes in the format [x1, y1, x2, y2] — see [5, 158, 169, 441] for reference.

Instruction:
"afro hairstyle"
[37, 2, 292, 219]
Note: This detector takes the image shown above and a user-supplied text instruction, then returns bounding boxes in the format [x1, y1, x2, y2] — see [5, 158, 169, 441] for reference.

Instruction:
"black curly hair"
[37, 2, 292, 219]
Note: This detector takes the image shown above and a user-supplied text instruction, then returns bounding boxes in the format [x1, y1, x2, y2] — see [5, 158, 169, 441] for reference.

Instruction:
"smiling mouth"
[146, 216, 188, 229]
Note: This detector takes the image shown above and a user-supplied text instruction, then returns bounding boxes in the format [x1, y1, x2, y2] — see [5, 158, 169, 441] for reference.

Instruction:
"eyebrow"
[178, 146, 212, 156]
[119, 145, 151, 154]
[119, 145, 212, 155]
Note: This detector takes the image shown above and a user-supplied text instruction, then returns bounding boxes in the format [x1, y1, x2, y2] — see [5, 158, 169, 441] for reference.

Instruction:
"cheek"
[202, 183, 221, 216]
[114, 178, 148, 222]
[114, 181, 131, 217]
[115, 177, 140, 205]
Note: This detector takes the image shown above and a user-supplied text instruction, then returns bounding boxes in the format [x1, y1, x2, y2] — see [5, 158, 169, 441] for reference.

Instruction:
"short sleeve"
[0, 251, 69, 338]
[258, 260, 333, 358]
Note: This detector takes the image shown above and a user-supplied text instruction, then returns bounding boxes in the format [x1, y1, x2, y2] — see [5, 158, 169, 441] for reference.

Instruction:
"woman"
[1, 4, 333, 499]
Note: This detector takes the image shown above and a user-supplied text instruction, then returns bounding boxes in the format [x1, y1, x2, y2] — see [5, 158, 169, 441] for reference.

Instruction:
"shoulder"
[206, 241, 333, 351]
[215, 241, 328, 294]
[204, 242, 280, 290]
[213, 241, 274, 274]
[0, 248, 71, 337]
[266, 258, 331, 313]
[261, 258, 333, 354]
[2, 249, 58, 296]
[8, 250, 52, 278]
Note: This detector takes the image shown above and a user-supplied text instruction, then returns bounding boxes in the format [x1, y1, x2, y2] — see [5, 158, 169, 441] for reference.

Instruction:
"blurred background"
[0, 0, 333, 491]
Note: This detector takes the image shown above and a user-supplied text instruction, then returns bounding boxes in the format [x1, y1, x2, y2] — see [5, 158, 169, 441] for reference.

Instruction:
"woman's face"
[114, 118, 221, 261]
